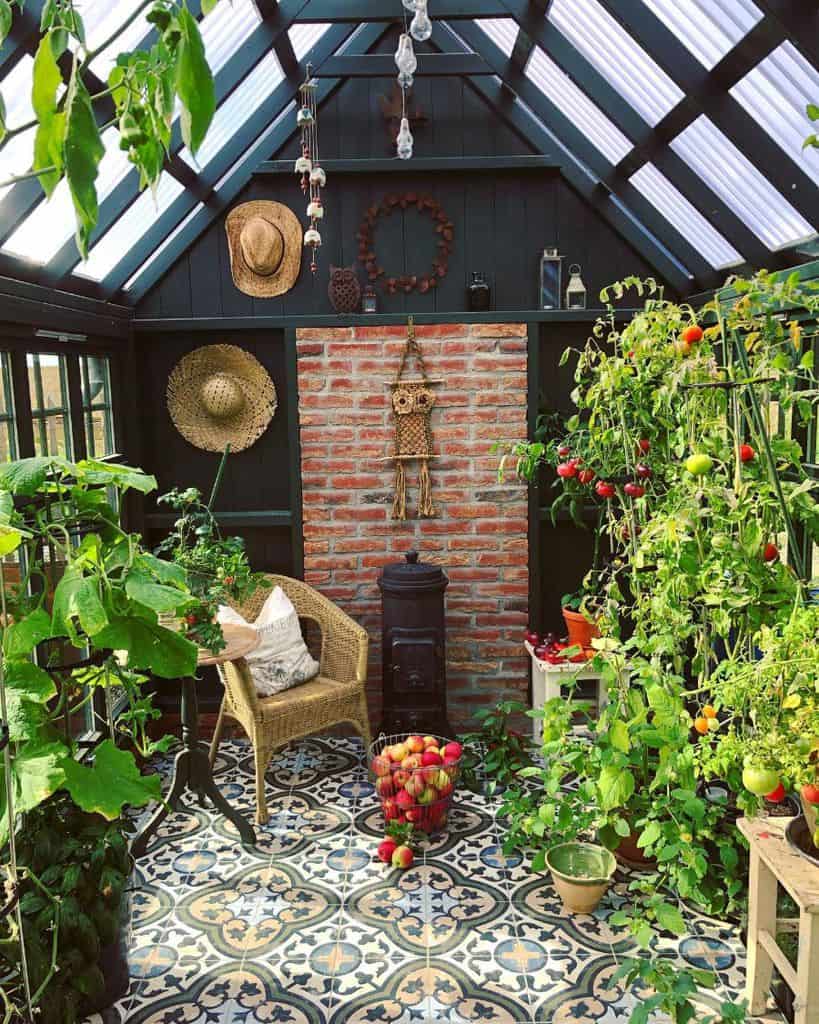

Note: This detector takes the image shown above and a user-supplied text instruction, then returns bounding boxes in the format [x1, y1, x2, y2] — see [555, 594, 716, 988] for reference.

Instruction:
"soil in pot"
[561, 608, 600, 650]
[546, 842, 616, 914]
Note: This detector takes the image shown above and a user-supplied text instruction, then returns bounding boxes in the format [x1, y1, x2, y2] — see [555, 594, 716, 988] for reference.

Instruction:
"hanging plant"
[356, 192, 453, 294]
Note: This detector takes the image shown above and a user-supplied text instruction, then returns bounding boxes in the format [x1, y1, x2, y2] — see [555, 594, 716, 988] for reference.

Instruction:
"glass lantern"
[566, 264, 588, 310]
[539, 248, 563, 310]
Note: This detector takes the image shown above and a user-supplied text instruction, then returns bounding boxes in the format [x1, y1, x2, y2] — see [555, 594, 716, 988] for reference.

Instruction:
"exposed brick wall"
[295, 324, 529, 730]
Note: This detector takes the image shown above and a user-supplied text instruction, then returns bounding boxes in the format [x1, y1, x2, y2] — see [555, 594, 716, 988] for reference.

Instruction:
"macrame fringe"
[392, 460, 407, 520]
[418, 458, 435, 518]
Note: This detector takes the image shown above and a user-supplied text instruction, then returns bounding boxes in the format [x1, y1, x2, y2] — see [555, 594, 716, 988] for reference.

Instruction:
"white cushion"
[217, 587, 319, 697]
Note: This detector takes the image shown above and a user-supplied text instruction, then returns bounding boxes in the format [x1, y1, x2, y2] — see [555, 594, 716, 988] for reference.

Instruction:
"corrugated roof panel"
[473, 18, 517, 59]
[290, 23, 331, 61]
[123, 203, 204, 291]
[639, 0, 762, 70]
[199, 0, 260, 74]
[180, 50, 285, 169]
[525, 44, 633, 165]
[549, 0, 684, 126]
[672, 115, 815, 249]
[0, 57, 37, 202]
[630, 163, 743, 268]
[3, 129, 132, 263]
[88, 0, 152, 80]
[731, 41, 819, 186]
[75, 173, 184, 280]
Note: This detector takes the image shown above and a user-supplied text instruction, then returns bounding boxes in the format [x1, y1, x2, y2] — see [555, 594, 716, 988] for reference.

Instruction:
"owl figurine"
[328, 265, 362, 314]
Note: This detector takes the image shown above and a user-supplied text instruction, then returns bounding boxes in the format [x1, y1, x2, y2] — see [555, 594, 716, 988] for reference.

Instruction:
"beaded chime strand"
[394, 1, 432, 159]
[295, 66, 324, 275]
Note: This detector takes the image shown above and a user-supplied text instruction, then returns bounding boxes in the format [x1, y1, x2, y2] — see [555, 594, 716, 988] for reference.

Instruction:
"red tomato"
[624, 482, 645, 498]
[682, 324, 703, 344]
[557, 462, 577, 479]
[764, 782, 786, 804]
[595, 481, 616, 499]
[635, 463, 652, 479]
[577, 469, 595, 485]
[801, 783, 819, 805]
[740, 444, 755, 463]
[637, 439, 651, 454]
[557, 444, 571, 458]
[763, 543, 779, 562]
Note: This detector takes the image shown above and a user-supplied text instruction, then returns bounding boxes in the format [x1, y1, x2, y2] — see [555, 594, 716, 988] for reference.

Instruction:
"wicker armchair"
[208, 574, 371, 824]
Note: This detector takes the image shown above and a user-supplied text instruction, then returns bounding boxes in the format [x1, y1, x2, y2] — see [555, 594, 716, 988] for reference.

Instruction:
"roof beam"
[434, 21, 700, 292]
[293, 0, 509, 21]
[312, 53, 492, 76]
[251, 0, 300, 78]
[751, 1, 819, 70]
[106, 22, 393, 301]
[594, 0, 819, 232]
[483, 3, 773, 268]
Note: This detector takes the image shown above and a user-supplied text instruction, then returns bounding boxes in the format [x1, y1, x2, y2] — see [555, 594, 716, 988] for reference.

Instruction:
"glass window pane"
[525, 44, 633, 165]
[88, 0, 152, 81]
[731, 42, 819, 187]
[630, 163, 744, 269]
[3, 129, 132, 264]
[0, 57, 37, 201]
[75, 173, 185, 281]
[27, 352, 72, 458]
[180, 50, 284, 169]
[80, 355, 116, 458]
[0, 352, 18, 463]
[123, 202, 203, 291]
[474, 18, 516, 58]
[198, 0, 260, 74]
[639, 0, 762, 70]
[290, 23, 331, 61]
[671, 115, 815, 249]
[549, 0, 684, 126]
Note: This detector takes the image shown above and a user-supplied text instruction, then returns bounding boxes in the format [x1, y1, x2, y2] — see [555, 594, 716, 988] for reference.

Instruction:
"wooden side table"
[738, 816, 819, 1024]
[525, 641, 608, 742]
[131, 624, 260, 858]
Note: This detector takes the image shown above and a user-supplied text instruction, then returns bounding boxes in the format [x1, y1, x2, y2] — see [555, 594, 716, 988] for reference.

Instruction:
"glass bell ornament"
[307, 199, 324, 219]
[396, 117, 413, 160]
[397, 70, 414, 89]
[410, 0, 432, 42]
[395, 33, 417, 76]
[565, 263, 588, 310]
[294, 156, 312, 174]
[296, 105, 315, 128]
[401, 0, 417, 9]
[309, 166, 326, 187]
[304, 228, 322, 248]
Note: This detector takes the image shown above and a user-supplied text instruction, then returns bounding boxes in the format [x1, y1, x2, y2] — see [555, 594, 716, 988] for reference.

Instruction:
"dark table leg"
[131, 677, 255, 858]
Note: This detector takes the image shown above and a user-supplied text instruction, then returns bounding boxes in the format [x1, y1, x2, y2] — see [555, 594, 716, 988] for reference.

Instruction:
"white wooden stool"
[525, 641, 608, 743]
[738, 816, 819, 1024]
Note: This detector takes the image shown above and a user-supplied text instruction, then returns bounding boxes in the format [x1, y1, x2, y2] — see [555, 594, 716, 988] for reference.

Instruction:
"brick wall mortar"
[295, 324, 529, 730]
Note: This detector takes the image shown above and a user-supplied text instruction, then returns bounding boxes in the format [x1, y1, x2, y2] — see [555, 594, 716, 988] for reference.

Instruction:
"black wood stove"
[378, 549, 453, 736]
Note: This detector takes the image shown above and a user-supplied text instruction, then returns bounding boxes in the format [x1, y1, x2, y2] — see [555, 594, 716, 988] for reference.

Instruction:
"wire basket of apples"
[369, 733, 463, 835]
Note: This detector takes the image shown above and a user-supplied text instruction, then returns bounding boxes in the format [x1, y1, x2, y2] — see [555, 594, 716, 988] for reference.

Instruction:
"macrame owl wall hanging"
[386, 317, 441, 520]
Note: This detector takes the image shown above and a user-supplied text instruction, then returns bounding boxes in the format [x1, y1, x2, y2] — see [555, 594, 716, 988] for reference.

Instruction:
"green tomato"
[742, 765, 779, 796]
[796, 736, 814, 756]
[685, 453, 713, 476]
[813, 827, 819, 850]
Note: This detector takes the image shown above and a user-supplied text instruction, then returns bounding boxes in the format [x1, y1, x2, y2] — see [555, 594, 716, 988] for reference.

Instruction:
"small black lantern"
[467, 271, 491, 312]
[362, 285, 378, 314]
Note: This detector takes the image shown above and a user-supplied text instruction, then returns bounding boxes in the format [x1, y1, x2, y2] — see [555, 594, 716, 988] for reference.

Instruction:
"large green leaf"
[609, 719, 630, 753]
[125, 567, 191, 614]
[61, 740, 161, 819]
[0, 739, 67, 844]
[136, 552, 187, 588]
[3, 659, 57, 741]
[63, 65, 104, 259]
[51, 565, 108, 637]
[654, 901, 686, 935]
[4, 659, 57, 702]
[93, 615, 197, 677]
[0, 455, 69, 496]
[597, 765, 635, 812]
[31, 32, 65, 195]
[3, 606, 54, 656]
[175, 5, 215, 156]
[76, 459, 157, 494]
[0, 1, 12, 49]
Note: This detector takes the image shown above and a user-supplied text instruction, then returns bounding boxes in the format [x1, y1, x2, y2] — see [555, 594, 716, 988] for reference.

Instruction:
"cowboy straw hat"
[167, 344, 277, 453]
[225, 200, 302, 298]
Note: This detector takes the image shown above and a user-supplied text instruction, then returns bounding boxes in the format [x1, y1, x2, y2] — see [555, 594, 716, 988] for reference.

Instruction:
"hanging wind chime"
[393, 1, 433, 160]
[295, 65, 325, 275]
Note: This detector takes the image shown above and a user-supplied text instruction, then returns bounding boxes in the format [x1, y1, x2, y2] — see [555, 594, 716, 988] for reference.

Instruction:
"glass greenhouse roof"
[0, 0, 817, 301]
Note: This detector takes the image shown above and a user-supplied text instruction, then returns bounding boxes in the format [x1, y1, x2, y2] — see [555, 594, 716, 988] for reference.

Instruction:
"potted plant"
[560, 571, 604, 650]
[0, 455, 198, 1022]
[154, 458, 263, 655]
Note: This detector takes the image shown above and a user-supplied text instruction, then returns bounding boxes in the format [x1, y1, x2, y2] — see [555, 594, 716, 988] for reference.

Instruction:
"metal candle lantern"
[467, 271, 491, 311]
[566, 264, 588, 310]
[539, 248, 563, 309]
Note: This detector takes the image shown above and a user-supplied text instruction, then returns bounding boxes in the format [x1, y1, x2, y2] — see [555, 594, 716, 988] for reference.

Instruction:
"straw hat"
[167, 344, 277, 453]
[225, 200, 302, 297]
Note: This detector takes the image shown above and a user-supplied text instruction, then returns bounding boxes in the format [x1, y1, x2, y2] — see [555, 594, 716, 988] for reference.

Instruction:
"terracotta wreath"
[357, 193, 453, 294]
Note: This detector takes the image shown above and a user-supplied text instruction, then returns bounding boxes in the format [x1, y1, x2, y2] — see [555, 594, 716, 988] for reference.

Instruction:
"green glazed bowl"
[545, 842, 617, 886]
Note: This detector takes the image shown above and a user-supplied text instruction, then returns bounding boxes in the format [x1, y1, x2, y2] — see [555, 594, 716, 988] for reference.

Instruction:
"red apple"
[392, 845, 414, 869]
[422, 736, 438, 749]
[383, 798, 398, 821]
[404, 773, 426, 798]
[393, 769, 409, 789]
[405, 734, 425, 754]
[371, 756, 391, 778]
[377, 839, 397, 863]
[395, 789, 414, 810]
[418, 785, 438, 805]
[375, 776, 395, 798]
[524, 630, 540, 647]
[421, 751, 443, 767]
[441, 742, 462, 760]
[401, 754, 422, 771]
[405, 807, 422, 823]
[390, 742, 408, 763]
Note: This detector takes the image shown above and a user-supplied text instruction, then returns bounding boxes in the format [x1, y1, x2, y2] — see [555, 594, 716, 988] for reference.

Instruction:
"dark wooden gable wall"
[137, 32, 668, 319]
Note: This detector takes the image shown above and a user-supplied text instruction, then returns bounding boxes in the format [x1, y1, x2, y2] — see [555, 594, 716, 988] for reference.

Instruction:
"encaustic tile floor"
[85, 737, 782, 1024]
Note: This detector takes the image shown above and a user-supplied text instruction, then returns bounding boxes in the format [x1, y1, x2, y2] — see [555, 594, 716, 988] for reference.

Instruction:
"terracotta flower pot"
[614, 828, 657, 869]
[802, 794, 818, 839]
[562, 608, 600, 650]
[545, 842, 616, 914]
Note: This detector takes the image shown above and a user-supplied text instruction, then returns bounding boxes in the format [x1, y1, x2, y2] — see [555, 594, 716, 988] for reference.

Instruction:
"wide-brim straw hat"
[167, 344, 277, 453]
[226, 200, 302, 298]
